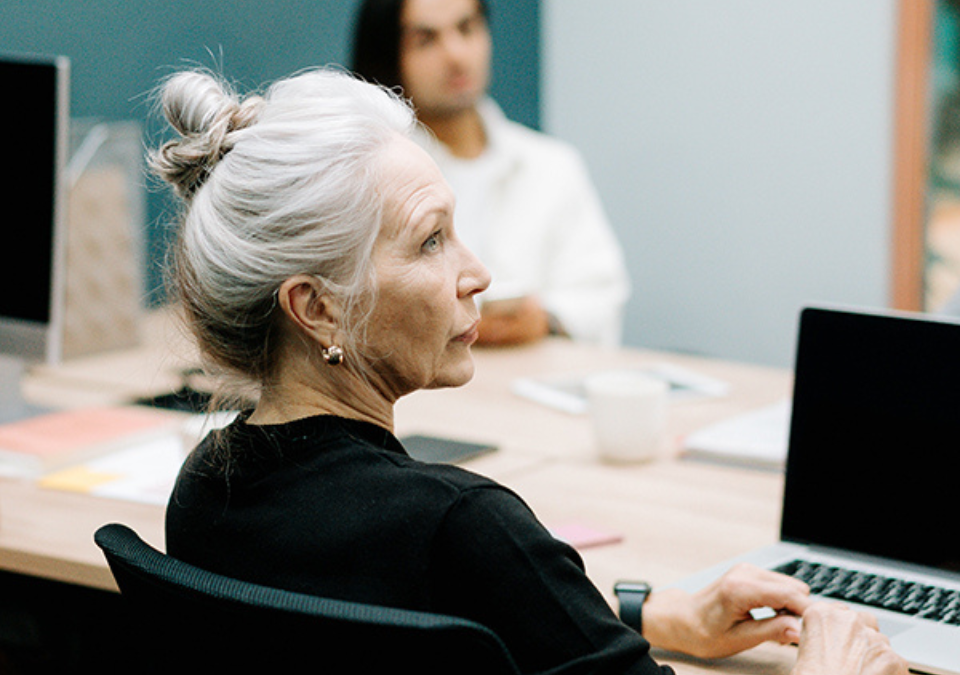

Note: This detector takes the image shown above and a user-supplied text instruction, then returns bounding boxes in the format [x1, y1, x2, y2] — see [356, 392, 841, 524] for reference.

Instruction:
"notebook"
[671, 306, 960, 675]
[400, 434, 497, 464]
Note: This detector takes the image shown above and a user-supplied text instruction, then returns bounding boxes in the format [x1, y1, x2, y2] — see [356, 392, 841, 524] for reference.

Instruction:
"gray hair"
[150, 68, 416, 396]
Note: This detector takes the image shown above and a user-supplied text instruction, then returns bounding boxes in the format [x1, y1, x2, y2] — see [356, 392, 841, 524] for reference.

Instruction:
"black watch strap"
[614, 581, 651, 635]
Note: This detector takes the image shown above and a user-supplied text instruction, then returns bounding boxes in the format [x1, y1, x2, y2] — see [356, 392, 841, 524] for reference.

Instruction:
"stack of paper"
[0, 406, 181, 478]
[36, 409, 239, 505]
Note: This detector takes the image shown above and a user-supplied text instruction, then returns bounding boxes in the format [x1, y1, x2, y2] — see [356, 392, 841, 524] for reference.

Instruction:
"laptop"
[673, 305, 960, 675]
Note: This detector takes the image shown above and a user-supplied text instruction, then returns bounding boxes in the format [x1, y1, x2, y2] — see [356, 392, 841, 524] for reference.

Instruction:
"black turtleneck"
[166, 414, 671, 675]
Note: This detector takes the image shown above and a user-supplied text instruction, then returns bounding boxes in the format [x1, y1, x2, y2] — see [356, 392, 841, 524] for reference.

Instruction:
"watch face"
[615, 581, 651, 595]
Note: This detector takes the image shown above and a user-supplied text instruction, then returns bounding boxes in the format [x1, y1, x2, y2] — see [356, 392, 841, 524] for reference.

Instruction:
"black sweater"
[166, 414, 673, 675]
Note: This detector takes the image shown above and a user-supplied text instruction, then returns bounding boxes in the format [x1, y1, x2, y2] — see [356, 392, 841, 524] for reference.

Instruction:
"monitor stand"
[0, 356, 54, 425]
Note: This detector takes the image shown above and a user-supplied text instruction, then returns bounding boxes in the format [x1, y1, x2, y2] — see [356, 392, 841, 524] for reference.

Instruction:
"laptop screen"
[781, 307, 960, 573]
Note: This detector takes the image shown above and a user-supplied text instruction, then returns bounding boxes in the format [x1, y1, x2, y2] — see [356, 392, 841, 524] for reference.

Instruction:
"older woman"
[157, 68, 905, 675]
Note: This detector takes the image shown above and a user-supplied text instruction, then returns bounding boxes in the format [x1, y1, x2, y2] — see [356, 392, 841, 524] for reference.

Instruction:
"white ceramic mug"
[585, 371, 668, 463]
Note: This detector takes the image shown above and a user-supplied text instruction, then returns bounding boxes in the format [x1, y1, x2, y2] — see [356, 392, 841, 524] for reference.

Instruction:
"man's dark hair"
[351, 0, 489, 92]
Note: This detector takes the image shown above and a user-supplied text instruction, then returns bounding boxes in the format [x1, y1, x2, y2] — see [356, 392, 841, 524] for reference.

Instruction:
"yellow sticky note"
[39, 466, 121, 493]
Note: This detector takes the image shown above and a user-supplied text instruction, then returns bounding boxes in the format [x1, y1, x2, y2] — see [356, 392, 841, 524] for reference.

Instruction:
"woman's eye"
[422, 231, 442, 253]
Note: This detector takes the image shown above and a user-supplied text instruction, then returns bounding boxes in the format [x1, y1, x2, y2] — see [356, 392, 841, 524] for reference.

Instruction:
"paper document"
[512, 363, 730, 415]
[39, 433, 186, 505]
[37, 410, 238, 505]
[681, 399, 791, 471]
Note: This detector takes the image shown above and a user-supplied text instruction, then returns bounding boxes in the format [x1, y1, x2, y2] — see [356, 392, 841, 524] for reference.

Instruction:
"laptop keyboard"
[774, 559, 960, 625]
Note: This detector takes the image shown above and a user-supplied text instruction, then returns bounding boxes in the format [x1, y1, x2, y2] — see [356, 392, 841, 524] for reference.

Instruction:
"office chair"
[94, 523, 520, 674]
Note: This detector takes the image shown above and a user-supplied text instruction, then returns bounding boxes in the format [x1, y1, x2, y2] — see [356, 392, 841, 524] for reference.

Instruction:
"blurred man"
[352, 0, 631, 346]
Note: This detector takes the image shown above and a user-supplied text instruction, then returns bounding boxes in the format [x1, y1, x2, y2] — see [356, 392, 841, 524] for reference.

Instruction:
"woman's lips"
[454, 321, 480, 345]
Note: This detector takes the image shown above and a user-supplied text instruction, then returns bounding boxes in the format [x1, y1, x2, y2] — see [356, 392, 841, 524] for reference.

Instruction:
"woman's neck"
[247, 367, 395, 432]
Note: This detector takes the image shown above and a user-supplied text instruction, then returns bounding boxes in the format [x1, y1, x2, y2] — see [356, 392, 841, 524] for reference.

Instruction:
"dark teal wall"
[0, 0, 540, 299]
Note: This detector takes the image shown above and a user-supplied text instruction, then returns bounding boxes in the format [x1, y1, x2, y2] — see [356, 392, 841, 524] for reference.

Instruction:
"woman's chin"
[427, 357, 476, 390]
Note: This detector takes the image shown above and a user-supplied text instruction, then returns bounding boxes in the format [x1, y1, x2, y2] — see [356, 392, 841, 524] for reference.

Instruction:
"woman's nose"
[457, 243, 491, 299]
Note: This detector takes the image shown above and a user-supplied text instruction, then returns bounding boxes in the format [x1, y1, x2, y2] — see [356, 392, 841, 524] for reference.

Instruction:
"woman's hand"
[642, 563, 812, 658]
[792, 603, 909, 675]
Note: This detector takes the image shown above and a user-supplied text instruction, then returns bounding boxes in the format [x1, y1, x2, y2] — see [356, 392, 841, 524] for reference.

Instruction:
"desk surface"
[2, 319, 796, 674]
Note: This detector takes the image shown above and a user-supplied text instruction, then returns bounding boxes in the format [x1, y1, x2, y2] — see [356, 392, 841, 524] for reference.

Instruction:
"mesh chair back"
[94, 523, 520, 673]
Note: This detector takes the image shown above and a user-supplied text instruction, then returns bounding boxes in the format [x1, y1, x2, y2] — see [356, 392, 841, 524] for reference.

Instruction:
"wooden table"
[1, 325, 797, 673]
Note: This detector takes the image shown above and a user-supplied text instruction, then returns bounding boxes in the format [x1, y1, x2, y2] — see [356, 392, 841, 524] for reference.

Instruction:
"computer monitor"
[0, 53, 70, 420]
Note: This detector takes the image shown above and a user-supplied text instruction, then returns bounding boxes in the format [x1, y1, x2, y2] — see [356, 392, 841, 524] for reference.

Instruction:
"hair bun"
[151, 70, 263, 199]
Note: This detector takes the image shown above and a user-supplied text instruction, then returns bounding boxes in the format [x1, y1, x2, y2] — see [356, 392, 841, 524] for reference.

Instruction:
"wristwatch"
[614, 580, 652, 635]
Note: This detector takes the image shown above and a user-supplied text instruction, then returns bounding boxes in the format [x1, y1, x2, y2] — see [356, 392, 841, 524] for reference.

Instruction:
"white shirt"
[413, 99, 631, 346]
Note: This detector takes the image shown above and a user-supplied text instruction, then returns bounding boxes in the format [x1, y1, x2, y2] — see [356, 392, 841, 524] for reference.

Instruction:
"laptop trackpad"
[889, 621, 960, 672]
[875, 616, 913, 639]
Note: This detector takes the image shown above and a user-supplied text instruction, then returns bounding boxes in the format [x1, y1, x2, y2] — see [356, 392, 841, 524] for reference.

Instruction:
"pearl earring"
[321, 345, 344, 366]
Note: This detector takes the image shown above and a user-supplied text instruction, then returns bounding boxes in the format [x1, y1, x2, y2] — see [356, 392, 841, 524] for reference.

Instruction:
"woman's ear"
[276, 275, 342, 348]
